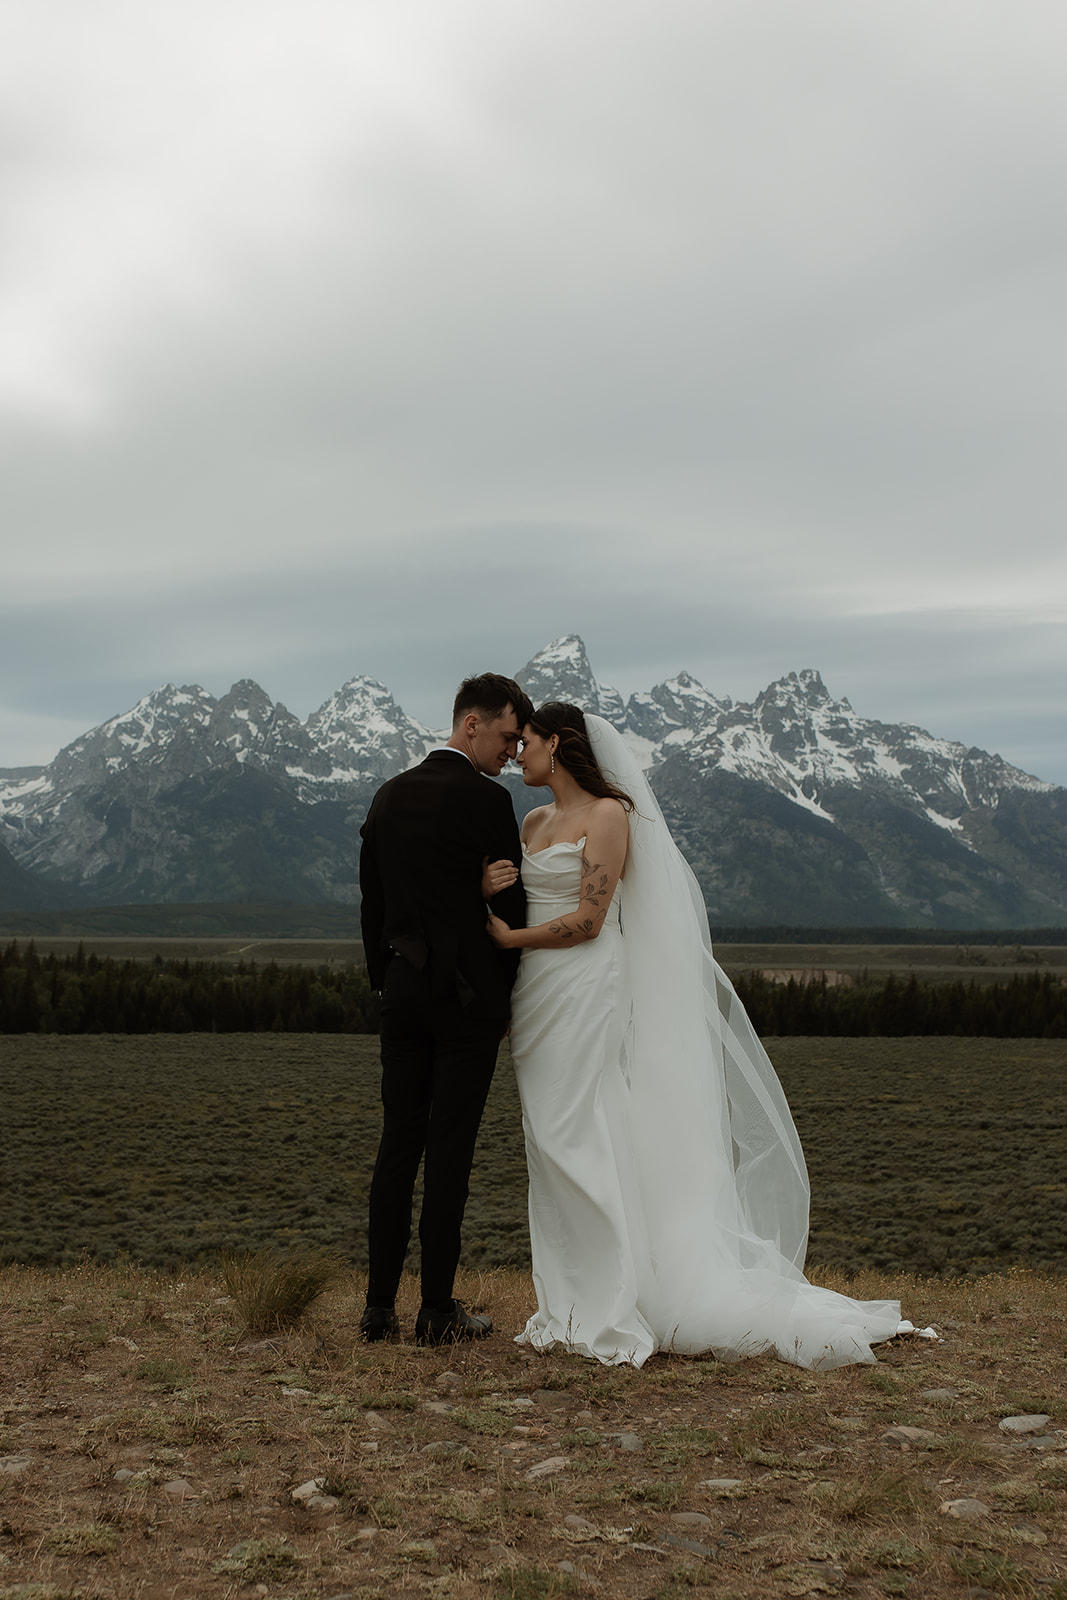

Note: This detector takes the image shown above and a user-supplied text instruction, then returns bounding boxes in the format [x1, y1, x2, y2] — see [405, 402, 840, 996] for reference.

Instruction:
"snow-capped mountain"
[302, 678, 435, 790]
[1, 635, 1064, 926]
[516, 636, 1065, 927]
[520, 635, 1049, 820]
[0, 673, 434, 909]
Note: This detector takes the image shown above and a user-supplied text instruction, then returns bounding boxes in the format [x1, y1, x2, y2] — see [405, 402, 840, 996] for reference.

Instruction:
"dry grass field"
[1, 1261, 1065, 1600]
[2, 1036, 1064, 1276]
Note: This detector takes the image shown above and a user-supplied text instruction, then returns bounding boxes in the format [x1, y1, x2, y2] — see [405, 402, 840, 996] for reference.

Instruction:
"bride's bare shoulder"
[520, 804, 551, 842]
[590, 793, 627, 815]
[587, 795, 629, 833]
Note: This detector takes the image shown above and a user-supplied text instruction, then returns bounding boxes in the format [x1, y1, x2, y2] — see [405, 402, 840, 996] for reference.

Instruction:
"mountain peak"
[517, 636, 628, 726]
[758, 668, 834, 709]
[534, 633, 587, 664]
[517, 635, 598, 708]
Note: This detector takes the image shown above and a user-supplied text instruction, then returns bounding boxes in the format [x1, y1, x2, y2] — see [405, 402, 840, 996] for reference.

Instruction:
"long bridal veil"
[586, 714, 901, 1367]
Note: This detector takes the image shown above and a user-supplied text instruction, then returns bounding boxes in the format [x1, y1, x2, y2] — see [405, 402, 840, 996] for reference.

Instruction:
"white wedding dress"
[508, 716, 903, 1370]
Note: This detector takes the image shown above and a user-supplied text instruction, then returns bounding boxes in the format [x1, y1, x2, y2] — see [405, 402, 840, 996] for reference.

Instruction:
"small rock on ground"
[557, 1559, 600, 1585]
[999, 1413, 1051, 1434]
[533, 1389, 572, 1410]
[525, 1455, 569, 1481]
[1008, 1521, 1047, 1545]
[162, 1477, 197, 1499]
[608, 1431, 643, 1451]
[772, 1560, 845, 1594]
[291, 1478, 325, 1502]
[660, 1532, 714, 1557]
[939, 1497, 990, 1519]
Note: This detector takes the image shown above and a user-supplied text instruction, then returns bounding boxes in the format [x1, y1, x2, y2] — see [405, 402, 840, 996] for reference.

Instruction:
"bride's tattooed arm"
[486, 803, 629, 952]
[548, 855, 611, 941]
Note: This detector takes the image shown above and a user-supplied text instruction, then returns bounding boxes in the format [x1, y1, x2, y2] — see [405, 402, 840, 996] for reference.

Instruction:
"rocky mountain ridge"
[1, 635, 1063, 926]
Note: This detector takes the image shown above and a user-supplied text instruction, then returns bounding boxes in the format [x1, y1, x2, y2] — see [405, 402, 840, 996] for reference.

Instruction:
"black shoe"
[414, 1299, 492, 1346]
[359, 1304, 400, 1343]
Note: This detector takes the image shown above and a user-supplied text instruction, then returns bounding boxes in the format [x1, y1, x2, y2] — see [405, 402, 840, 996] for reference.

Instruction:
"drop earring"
[550, 753, 555, 774]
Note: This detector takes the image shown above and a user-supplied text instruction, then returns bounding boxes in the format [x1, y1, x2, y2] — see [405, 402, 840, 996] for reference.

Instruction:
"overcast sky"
[3, 0, 1065, 783]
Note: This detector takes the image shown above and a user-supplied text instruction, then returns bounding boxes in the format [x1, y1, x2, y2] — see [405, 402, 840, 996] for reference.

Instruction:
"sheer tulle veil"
[585, 714, 900, 1362]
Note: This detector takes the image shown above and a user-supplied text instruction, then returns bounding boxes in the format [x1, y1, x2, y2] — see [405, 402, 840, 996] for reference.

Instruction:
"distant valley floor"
[1, 1035, 1064, 1277]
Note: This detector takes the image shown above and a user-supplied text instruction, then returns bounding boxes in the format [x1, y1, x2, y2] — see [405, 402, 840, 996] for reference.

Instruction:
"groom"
[358, 671, 532, 1344]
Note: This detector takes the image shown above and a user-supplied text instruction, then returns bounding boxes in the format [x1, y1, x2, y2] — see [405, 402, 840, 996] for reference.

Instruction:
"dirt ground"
[1, 1263, 1065, 1600]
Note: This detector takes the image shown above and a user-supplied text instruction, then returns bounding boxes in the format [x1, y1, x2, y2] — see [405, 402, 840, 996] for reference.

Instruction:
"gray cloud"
[1, 0, 1065, 789]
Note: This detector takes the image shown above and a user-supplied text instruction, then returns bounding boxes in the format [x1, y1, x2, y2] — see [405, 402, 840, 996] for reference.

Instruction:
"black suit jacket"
[359, 750, 526, 1019]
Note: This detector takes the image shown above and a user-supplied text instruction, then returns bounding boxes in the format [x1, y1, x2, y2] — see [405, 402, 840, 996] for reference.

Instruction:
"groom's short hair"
[452, 673, 533, 728]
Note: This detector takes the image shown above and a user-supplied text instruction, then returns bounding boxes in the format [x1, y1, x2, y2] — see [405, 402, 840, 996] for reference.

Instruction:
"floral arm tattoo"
[548, 854, 612, 942]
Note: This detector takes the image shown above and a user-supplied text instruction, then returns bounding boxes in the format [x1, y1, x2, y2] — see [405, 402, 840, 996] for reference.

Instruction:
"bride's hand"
[482, 855, 518, 898]
[486, 913, 514, 949]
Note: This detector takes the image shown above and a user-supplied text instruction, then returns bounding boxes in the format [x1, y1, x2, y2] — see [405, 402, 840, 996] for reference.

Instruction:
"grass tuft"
[220, 1244, 348, 1335]
[357, 1388, 418, 1410]
[494, 1567, 574, 1599]
[447, 1405, 514, 1436]
[44, 1521, 119, 1556]
[808, 1470, 925, 1520]
[948, 1550, 1031, 1590]
[625, 1479, 682, 1510]
[134, 1356, 189, 1390]
[211, 1536, 301, 1581]
[868, 1537, 925, 1568]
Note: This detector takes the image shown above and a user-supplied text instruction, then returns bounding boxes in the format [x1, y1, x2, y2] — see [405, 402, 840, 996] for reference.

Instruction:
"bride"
[486, 702, 905, 1370]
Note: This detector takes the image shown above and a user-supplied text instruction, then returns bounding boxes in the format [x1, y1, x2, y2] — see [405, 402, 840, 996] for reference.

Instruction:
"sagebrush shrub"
[220, 1244, 348, 1335]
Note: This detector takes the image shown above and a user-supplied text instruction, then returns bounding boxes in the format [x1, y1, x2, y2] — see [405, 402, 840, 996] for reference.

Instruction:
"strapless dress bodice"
[521, 837, 621, 930]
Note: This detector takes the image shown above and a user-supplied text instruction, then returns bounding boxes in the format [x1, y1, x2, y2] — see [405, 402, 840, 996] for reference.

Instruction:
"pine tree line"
[730, 969, 1067, 1038]
[2, 940, 1065, 1036]
[0, 941, 379, 1035]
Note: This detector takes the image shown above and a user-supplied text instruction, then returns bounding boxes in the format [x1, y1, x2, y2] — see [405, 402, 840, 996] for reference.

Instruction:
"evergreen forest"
[2, 939, 1065, 1036]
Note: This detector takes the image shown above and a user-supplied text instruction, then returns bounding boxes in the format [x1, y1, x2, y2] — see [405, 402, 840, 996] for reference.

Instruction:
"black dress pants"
[366, 955, 502, 1308]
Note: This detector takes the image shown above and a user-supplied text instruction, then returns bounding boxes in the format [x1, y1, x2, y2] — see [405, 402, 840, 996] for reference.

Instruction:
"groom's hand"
[482, 855, 519, 899]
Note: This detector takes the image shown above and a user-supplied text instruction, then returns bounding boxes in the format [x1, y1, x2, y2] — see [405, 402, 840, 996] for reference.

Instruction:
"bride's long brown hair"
[527, 703, 634, 812]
